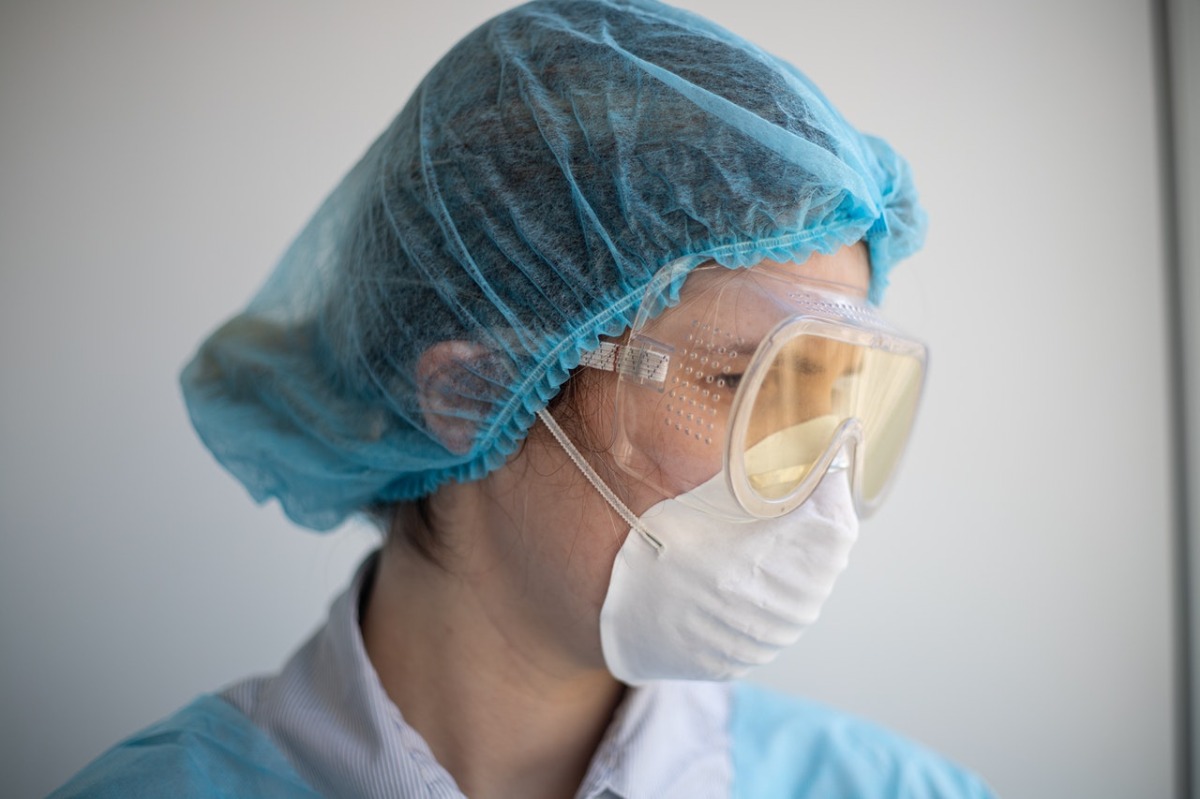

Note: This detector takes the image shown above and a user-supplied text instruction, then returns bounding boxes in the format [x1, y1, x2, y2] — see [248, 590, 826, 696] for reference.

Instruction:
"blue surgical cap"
[181, 0, 927, 531]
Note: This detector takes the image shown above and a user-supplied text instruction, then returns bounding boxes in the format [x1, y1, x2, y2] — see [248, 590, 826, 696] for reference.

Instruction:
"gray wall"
[0, 1, 1177, 797]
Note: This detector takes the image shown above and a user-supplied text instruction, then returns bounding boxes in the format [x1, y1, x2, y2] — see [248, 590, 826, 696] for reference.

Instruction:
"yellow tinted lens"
[742, 333, 923, 503]
[743, 414, 840, 499]
[743, 333, 862, 499]
[854, 348, 923, 504]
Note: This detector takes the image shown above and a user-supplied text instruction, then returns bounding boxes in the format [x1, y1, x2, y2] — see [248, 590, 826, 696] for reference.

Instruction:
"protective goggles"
[580, 259, 927, 519]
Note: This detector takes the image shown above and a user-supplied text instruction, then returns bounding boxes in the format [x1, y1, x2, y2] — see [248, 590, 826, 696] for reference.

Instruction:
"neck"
[361, 534, 625, 799]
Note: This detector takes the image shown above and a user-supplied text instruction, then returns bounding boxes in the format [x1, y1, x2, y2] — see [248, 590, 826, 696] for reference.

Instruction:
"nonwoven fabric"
[180, 0, 927, 530]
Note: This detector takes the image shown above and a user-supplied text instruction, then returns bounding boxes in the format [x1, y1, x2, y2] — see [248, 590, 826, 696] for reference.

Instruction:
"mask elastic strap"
[535, 409, 665, 553]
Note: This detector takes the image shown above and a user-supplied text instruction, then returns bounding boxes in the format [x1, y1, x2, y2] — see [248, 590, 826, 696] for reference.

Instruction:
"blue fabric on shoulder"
[730, 683, 995, 799]
[48, 694, 322, 799]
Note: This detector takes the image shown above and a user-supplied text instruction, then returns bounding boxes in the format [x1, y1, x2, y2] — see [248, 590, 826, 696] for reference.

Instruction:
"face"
[605, 245, 873, 512]
[458, 244, 871, 675]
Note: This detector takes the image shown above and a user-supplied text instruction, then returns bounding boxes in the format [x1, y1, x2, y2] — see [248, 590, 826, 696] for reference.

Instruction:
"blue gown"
[50, 558, 993, 798]
[50, 684, 993, 798]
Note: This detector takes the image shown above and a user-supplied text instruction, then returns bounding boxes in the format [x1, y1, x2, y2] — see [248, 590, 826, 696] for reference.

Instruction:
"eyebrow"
[787, 355, 826, 376]
[712, 344, 825, 376]
[784, 352, 866, 378]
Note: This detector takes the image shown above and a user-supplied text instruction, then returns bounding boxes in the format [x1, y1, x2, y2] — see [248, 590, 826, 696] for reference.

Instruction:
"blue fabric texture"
[730, 683, 995, 799]
[180, 0, 928, 531]
[46, 695, 322, 799]
[50, 684, 996, 799]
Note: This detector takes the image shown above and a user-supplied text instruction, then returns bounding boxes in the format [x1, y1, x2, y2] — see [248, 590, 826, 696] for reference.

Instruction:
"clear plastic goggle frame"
[579, 258, 928, 519]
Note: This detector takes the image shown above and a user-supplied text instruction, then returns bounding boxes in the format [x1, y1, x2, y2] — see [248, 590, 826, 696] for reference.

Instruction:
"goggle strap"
[578, 342, 670, 387]
[535, 408, 665, 553]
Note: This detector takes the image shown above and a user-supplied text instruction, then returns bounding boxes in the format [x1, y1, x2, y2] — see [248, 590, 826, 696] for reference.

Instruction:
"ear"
[416, 341, 494, 455]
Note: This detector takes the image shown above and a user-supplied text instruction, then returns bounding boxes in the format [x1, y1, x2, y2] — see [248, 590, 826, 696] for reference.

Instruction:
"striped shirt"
[222, 554, 734, 798]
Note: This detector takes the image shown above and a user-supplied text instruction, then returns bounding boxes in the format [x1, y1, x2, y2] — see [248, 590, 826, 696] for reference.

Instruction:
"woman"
[52, 1, 993, 796]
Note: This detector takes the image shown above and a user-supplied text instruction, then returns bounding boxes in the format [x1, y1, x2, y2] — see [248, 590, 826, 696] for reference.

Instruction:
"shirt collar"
[577, 675, 732, 799]
[230, 552, 731, 799]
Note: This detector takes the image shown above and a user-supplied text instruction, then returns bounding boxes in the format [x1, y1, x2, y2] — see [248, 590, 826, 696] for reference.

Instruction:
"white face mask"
[599, 465, 858, 684]
[535, 409, 859, 685]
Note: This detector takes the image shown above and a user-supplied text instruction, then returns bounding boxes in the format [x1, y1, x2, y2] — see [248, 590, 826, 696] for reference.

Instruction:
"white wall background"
[0, 1, 1177, 797]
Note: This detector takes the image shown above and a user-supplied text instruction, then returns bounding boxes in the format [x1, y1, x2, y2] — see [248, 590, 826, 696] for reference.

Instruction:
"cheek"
[514, 445, 632, 605]
[569, 516, 629, 609]
[613, 385, 729, 502]
[653, 431, 724, 494]
[537, 492, 633, 667]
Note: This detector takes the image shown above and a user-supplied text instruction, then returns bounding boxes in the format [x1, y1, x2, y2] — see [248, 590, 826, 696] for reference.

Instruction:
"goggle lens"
[742, 333, 925, 510]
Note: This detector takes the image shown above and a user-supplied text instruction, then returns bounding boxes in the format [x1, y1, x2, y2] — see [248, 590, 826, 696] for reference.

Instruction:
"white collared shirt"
[222, 554, 734, 799]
